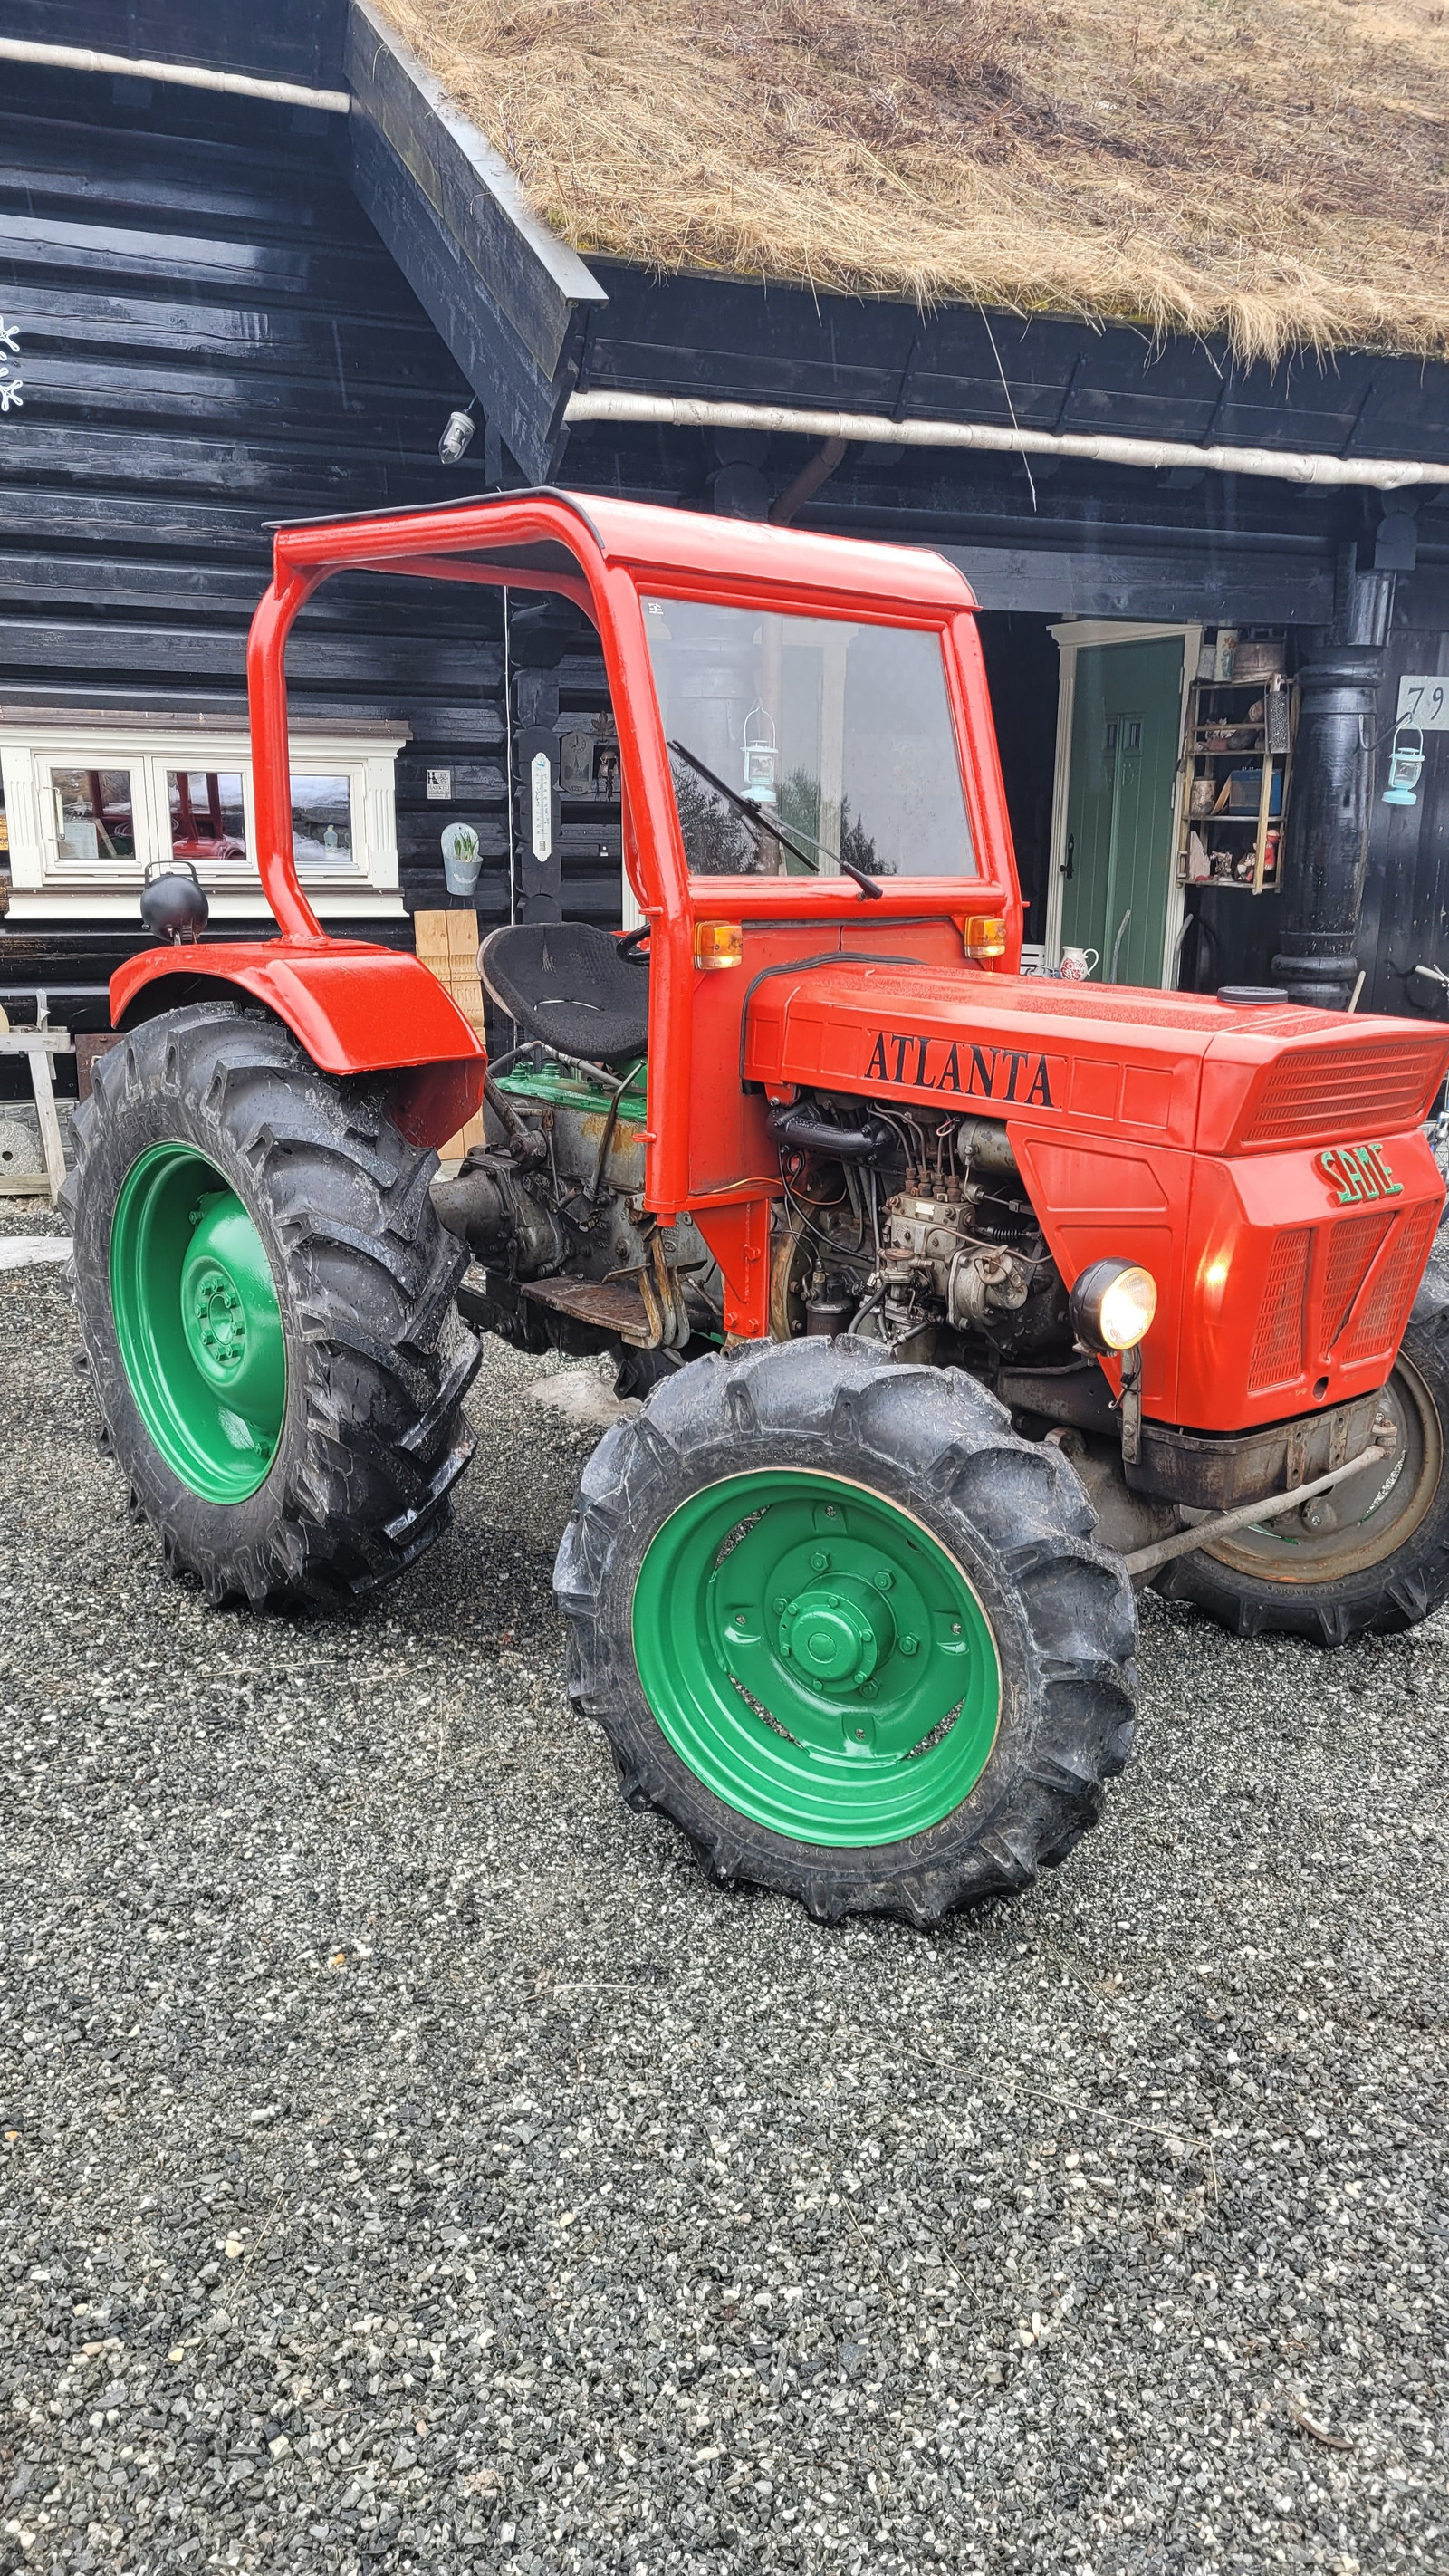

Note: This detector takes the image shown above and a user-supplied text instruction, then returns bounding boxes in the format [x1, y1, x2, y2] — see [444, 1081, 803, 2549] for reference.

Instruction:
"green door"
[1059, 637, 1185, 987]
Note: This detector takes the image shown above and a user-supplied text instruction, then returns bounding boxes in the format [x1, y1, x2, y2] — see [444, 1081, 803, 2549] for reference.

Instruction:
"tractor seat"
[477, 921, 649, 1062]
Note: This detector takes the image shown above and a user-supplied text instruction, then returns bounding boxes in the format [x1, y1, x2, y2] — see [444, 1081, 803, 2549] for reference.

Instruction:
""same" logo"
[1315, 1141, 1403, 1205]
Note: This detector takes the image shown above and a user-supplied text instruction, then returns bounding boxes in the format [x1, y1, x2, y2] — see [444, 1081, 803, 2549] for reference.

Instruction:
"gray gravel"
[2, 1210, 1447, 2575]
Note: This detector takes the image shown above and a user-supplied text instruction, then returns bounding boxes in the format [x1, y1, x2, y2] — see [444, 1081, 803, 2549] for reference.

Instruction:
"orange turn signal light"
[964, 914, 1008, 958]
[694, 920, 744, 971]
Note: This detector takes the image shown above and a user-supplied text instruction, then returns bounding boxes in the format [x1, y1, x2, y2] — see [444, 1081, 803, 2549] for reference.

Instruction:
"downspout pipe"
[565, 389, 1449, 496]
[1271, 643, 1387, 1010]
[1272, 554, 1400, 1013]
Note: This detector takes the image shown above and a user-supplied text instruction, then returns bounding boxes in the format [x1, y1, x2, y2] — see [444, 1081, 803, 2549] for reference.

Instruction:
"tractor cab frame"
[110, 488, 1019, 1339]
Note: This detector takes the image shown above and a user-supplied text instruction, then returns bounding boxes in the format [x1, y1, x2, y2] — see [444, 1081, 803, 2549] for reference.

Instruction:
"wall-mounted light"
[1383, 725, 1425, 808]
[438, 404, 476, 466]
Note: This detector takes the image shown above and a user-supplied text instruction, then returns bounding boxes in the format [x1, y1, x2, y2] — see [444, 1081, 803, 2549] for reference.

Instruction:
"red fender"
[110, 941, 486, 1150]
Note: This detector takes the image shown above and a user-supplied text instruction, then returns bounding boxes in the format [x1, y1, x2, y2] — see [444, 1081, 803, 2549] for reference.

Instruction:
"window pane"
[168, 769, 247, 861]
[291, 774, 353, 870]
[49, 766, 136, 865]
[642, 600, 975, 880]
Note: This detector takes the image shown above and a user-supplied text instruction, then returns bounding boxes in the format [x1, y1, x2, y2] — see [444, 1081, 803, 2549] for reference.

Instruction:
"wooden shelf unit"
[1176, 656, 1298, 897]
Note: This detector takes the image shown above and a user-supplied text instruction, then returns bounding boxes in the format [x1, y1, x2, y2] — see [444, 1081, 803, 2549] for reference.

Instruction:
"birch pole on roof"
[564, 391, 1447, 494]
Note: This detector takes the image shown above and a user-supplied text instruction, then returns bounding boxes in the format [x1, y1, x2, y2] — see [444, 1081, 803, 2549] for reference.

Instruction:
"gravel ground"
[2, 1206, 1447, 2576]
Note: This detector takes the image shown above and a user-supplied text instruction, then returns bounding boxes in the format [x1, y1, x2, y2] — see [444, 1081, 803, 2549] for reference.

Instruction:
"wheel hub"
[632, 1469, 1003, 1847]
[110, 1146, 286, 1504]
[177, 1193, 283, 1425]
[778, 1574, 893, 1687]
[189, 1268, 246, 1375]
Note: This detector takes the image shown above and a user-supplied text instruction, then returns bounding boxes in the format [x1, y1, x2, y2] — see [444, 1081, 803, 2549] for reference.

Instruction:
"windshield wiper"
[667, 738, 884, 901]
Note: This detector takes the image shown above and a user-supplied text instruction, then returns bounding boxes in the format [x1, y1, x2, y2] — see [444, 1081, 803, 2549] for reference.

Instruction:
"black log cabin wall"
[0, 58, 624, 1014]
[565, 260, 1353, 625]
[5, 29, 1449, 1030]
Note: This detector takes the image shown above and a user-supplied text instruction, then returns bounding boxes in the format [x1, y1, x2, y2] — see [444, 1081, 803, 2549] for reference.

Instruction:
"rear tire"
[1158, 1295, 1449, 1643]
[555, 1337, 1137, 1926]
[63, 1004, 479, 1608]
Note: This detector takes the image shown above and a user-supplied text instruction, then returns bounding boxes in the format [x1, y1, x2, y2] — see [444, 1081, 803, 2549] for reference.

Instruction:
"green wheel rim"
[110, 1143, 286, 1504]
[632, 1469, 1001, 1847]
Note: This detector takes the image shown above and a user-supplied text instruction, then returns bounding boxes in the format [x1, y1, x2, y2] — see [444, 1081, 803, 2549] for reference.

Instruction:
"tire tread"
[67, 1003, 477, 1609]
[555, 1335, 1137, 1927]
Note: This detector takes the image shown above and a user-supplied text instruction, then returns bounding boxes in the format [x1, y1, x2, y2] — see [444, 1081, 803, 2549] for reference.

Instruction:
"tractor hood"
[743, 962, 1449, 1157]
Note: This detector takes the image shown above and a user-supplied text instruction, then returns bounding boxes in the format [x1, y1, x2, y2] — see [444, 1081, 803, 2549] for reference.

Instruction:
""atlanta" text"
[864, 1028, 1059, 1107]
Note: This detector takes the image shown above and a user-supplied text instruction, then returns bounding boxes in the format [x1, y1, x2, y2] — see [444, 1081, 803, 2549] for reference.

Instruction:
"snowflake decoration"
[0, 315, 22, 415]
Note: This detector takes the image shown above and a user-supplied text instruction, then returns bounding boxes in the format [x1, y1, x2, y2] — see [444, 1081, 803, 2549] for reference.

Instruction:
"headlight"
[1070, 1258, 1157, 1353]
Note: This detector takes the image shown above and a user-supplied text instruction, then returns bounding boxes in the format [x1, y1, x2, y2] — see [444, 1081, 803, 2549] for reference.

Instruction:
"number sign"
[1396, 675, 1449, 730]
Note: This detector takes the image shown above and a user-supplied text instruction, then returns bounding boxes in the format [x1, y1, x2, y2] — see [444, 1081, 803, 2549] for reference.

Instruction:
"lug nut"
[872, 1569, 894, 1591]
[900, 1633, 920, 1657]
[810, 1549, 830, 1572]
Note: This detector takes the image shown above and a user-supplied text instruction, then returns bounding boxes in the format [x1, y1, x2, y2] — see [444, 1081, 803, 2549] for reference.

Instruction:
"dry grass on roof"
[375, 0, 1449, 364]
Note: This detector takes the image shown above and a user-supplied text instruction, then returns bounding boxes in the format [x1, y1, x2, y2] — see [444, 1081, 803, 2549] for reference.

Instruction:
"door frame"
[1043, 620, 1200, 985]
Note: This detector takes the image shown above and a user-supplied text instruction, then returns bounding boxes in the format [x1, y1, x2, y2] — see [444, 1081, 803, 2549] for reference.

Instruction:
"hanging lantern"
[742, 702, 779, 804]
[1383, 724, 1425, 807]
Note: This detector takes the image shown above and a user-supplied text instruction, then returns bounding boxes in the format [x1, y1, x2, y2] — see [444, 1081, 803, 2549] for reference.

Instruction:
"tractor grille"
[1339, 1202, 1439, 1364]
[1248, 1226, 1312, 1392]
[1322, 1209, 1393, 1345]
[1239, 1039, 1443, 1146]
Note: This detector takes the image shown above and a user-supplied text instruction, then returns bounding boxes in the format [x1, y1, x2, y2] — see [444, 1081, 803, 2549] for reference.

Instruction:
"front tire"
[555, 1337, 1137, 1926]
[63, 1004, 479, 1608]
[1158, 1294, 1449, 1644]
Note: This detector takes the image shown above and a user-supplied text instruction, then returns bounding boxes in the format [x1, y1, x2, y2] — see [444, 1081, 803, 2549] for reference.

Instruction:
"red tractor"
[65, 494, 1449, 1925]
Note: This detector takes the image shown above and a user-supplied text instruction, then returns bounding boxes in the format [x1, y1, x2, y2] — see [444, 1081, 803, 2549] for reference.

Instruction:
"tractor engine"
[433, 1062, 1076, 1388]
[770, 1097, 1070, 1370]
[879, 1186, 1031, 1332]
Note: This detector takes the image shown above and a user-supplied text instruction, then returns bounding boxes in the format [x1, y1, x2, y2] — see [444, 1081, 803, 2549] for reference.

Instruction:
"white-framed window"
[0, 721, 407, 922]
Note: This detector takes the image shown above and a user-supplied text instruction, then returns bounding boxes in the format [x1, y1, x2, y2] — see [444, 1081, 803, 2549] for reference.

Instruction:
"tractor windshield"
[642, 597, 976, 881]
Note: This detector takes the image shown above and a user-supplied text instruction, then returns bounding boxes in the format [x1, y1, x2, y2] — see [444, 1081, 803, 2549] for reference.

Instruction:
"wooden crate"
[412, 909, 487, 1160]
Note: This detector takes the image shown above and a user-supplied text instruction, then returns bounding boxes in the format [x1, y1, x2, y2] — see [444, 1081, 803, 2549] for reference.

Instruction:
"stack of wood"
[412, 908, 487, 1161]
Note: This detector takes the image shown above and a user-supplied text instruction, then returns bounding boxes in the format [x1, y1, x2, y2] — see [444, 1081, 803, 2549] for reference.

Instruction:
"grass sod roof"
[375, 0, 1449, 366]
